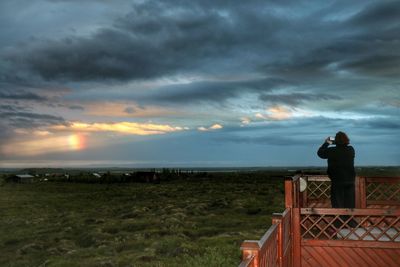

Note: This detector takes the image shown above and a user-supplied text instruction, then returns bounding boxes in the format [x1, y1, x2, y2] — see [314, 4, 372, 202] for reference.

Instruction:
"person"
[317, 131, 357, 228]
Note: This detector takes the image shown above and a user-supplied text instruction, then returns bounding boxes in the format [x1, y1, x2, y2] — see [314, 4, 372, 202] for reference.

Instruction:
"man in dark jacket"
[317, 131, 356, 208]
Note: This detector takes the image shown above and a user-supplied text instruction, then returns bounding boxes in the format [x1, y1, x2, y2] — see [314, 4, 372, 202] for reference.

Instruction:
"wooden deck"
[239, 175, 400, 267]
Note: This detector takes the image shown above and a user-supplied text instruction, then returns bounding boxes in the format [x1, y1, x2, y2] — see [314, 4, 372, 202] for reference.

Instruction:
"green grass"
[0, 173, 284, 266]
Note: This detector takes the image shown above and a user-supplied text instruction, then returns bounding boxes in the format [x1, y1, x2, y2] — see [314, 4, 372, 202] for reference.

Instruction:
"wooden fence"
[239, 175, 400, 267]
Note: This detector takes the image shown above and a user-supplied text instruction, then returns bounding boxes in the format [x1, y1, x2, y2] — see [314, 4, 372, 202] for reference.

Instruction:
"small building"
[92, 173, 102, 178]
[10, 174, 35, 183]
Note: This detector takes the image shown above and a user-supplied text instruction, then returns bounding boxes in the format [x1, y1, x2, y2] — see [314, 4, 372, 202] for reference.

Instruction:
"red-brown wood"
[272, 209, 292, 267]
[239, 224, 280, 267]
[272, 214, 283, 267]
[302, 245, 400, 267]
[355, 176, 361, 208]
[368, 200, 400, 206]
[292, 208, 301, 267]
[301, 208, 400, 216]
[285, 177, 294, 208]
[239, 175, 400, 267]
[302, 239, 400, 249]
[366, 177, 400, 183]
[359, 176, 367, 208]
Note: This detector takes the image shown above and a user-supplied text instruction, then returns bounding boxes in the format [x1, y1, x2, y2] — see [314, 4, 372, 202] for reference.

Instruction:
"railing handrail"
[240, 207, 292, 267]
[301, 207, 400, 215]
[258, 223, 278, 247]
[301, 175, 400, 182]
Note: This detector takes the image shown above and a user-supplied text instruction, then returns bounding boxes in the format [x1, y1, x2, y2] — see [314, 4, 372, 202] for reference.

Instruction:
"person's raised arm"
[317, 137, 331, 159]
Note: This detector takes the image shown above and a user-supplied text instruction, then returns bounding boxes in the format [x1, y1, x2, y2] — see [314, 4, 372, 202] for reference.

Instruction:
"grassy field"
[0, 172, 285, 267]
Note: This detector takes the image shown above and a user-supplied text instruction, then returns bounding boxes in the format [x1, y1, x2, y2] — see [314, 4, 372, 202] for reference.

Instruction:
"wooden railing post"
[359, 176, 367, 208]
[292, 206, 301, 267]
[301, 176, 308, 208]
[272, 213, 283, 267]
[285, 176, 301, 267]
[355, 176, 360, 208]
[285, 177, 294, 208]
[240, 241, 259, 267]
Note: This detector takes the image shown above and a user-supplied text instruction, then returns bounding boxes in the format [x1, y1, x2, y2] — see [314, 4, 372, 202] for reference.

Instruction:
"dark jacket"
[317, 143, 355, 185]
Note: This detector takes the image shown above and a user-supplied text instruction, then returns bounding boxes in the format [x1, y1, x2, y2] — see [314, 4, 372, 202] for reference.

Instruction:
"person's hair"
[335, 131, 350, 145]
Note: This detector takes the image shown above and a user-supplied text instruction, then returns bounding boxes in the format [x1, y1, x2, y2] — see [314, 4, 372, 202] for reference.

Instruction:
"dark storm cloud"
[0, 104, 22, 112]
[6, 11, 235, 81]
[362, 119, 400, 130]
[1, 1, 289, 82]
[348, 0, 400, 28]
[0, 90, 47, 101]
[1, 111, 65, 121]
[1, 110, 66, 128]
[142, 78, 289, 104]
[260, 1, 400, 80]
[259, 93, 341, 106]
[1, 0, 398, 95]
[68, 105, 84, 110]
[342, 55, 400, 77]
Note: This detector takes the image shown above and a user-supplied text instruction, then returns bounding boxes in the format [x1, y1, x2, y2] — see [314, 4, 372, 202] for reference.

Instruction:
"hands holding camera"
[325, 136, 335, 145]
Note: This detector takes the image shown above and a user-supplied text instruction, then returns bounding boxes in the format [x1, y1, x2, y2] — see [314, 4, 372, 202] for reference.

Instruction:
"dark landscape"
[1, 167, 399, 266]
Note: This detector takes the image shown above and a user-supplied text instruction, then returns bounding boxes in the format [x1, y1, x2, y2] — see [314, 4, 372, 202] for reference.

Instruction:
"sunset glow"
[68, 134, 86, 151]
[2, 134, 87, 156]
[53, 122, 187, 136]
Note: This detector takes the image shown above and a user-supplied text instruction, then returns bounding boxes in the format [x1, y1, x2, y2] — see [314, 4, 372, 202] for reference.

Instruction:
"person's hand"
[325, 137, 333, 145]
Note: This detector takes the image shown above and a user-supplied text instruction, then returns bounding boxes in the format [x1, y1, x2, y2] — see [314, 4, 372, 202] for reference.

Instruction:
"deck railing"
[239, 208, 291, 267]
[301, 208, 400, 241]
[363, 177, 400, 208]
[239, 175, 400, 267]
[301, 175, 400, 209]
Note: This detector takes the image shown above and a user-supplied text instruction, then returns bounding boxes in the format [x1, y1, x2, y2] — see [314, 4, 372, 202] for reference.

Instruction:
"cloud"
[68, 105, 84, 110]
[0, 109, 66, 128]
[255, 105, 303, 121]
[198, 123, 223, 131]
[259, 93, 341, 106]
[4, 4, 239, 81]
[2, 0, 398, 109]
[139, 77, 288, 105]
[0, 90, 47, 101]
[0, 104, 23, 112]
[219, 135, 310, 146]
[0, 1, 399, 165]
[347, 1, 400, 29]
[2, 0, 399, 87]
[124, 106, 136, 114]
[342, 55, 400, 77]
[0, 1, 308, 83]
[360, 118, 400, 130]
[52, 121, 188, 135]
[83, 101, 176, 118]
[241, 117, 251, 125]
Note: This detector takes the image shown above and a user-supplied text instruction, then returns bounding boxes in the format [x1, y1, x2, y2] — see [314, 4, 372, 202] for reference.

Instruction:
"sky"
[0, 0, 399, 168]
